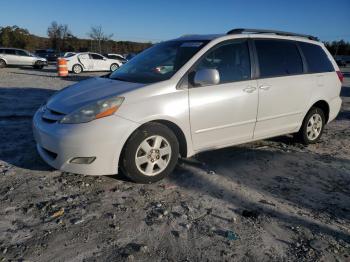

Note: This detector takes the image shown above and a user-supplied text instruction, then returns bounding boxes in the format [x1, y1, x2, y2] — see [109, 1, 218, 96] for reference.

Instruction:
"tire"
[33, 64, 44, 69]
[296, 107, 326, 144]
[110, 63, 119, 72]
[72, 64, 83, 74]
[121, 122, 179, 183]
[0, 59, 7, 68]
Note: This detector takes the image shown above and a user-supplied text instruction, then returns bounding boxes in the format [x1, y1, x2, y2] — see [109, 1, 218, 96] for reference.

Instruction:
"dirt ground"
[0, 66, 349, 262]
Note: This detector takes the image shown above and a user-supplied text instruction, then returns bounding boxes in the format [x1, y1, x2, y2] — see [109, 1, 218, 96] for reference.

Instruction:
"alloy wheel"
[135, 135, 172, 176]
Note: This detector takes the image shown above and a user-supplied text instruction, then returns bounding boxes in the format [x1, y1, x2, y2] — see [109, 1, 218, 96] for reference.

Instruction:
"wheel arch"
[309, 100, 330, 123]
[117, 118, 192, 172]
[0, 57, 8, 65]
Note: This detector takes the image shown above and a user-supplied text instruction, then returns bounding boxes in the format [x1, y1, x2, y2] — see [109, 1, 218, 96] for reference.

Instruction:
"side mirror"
[194, 68, 220, 86]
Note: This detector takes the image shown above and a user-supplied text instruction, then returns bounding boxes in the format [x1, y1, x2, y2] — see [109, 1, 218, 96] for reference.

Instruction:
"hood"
[46, 77, 146, 114]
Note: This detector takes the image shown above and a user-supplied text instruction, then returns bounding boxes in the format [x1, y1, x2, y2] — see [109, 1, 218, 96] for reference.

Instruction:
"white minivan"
[33, 29, 343, 183]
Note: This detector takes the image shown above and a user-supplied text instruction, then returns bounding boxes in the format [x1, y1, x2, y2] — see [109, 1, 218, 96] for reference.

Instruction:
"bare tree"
[47, 21, 62, 50]
[88, 25, 113, 53]
[47, 22, 73, 51]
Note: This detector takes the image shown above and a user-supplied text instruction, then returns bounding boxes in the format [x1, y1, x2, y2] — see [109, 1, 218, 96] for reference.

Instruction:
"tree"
[47, 21, 73, 51]
[88, 25, 113, 53]
[0, 26, 34, 49]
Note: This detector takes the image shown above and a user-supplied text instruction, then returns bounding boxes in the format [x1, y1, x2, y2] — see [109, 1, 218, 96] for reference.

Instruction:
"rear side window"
[4, 49, 16, 55]
[255, 40, 303, 78]
[298, 42, 334, 73]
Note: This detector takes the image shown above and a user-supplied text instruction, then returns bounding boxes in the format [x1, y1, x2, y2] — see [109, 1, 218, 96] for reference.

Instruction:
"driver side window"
[194, 40, 251, 85]
[90, 53, 104, 60]
[16, 50, 29, 56]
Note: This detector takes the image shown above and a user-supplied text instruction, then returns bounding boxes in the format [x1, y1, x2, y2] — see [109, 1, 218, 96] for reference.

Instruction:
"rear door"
[189, 39, 258, 150]
[78, 53, 93, 70]
[3, 49, 17, 65]
[253, 39, 313, 139]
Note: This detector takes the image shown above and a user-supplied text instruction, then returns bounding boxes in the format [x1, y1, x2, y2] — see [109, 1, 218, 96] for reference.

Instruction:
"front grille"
[42, 108, 65, 123]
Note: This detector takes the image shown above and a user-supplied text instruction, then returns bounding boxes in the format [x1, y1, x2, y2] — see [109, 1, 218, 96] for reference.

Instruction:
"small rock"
[242, 210, 260, 219]
[171, 230, 180, 238]
[140, 245, 149, 253]
[310, 239, 329, 251]
[70, 218, 84, 225]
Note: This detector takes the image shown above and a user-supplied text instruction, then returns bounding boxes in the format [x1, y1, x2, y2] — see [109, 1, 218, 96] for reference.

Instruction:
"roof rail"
[226, 28, 318, 41]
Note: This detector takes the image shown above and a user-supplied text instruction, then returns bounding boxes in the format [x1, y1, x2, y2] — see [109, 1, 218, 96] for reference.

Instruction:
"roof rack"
[226, 28, 318, 41]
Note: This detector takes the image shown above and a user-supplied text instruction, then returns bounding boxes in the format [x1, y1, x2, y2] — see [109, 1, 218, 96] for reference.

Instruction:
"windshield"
[109, 40, 209, 83]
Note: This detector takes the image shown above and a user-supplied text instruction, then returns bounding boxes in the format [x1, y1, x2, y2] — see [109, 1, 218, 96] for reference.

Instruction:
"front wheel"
[121, 123, 179, 183]
[296, 107, 325, 144]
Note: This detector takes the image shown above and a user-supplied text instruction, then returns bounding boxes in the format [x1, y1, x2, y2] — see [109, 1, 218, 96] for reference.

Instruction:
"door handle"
[243, 86, 257, 93]
[259, 85, 271, 91]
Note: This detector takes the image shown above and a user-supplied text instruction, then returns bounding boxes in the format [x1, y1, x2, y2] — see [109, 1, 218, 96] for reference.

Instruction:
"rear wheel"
[110, 63, 119, 72]
[72, 64, 83, 74]
[0, 59, 7, 68]
[121, 123, 179, 183]
[296, 107, 325, 144]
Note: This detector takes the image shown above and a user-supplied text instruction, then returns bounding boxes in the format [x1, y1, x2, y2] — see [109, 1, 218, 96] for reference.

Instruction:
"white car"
[0, 48, 48, 69]
[64, 52, 122, 74]
[33, 28, 342, 183]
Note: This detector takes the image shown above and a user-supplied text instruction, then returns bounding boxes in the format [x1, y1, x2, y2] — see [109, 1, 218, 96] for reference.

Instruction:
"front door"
[15, 49, 34, 65]
[189, 39, 258, 151]
[90, 53, 109, 71]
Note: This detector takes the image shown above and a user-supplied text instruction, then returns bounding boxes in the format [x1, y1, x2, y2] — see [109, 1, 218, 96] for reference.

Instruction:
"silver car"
[0, 48, 48, 69]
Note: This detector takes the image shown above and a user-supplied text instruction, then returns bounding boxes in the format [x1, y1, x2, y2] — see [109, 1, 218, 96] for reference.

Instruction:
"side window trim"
[179, 38, 253, 89]
[295, 42, 308, 73]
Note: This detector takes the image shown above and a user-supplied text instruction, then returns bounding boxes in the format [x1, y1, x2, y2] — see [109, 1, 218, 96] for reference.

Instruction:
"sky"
[1, 0, 349, 42]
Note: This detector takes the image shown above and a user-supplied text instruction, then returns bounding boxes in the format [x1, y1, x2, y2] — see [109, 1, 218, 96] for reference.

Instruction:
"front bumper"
[32, 109, 139, 175]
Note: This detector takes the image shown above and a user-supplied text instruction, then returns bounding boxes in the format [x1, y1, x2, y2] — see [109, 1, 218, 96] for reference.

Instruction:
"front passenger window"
[194, 40, 251, 85]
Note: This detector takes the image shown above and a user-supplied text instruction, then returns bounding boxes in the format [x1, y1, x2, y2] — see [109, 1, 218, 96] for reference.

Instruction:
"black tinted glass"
[299, 42, 334, 73]
[5, 49, 16, 55]
[194, 40, 251, 84]
[255, 40, 303, 78]
[90, 54, 103, 60]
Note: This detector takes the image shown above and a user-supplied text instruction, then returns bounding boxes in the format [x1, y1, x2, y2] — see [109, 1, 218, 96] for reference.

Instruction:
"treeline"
[0, 24, 152, 54]
[324, 40, 350, 56]
[1, 24, 350, 56]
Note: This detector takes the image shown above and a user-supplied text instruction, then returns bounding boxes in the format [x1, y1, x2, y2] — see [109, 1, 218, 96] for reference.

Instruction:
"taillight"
[336, 71, 344, 83]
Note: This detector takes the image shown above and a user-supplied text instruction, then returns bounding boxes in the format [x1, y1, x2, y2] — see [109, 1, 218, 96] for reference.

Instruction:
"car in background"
[0, 48, 47, 69]
[103, 53, 127, 64]
[335, 58, 347, 67]
[35, 49, 60, 62]
[61, 52, 76, 58]
[125, 53, 136, 60]
[64, 52, 122, 74]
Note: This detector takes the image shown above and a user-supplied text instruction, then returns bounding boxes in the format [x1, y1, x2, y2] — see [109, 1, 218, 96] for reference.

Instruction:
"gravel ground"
[0, 65, 349, 262]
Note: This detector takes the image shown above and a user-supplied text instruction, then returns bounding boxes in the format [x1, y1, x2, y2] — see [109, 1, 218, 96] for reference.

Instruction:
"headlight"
[60, 96, 124, 124]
